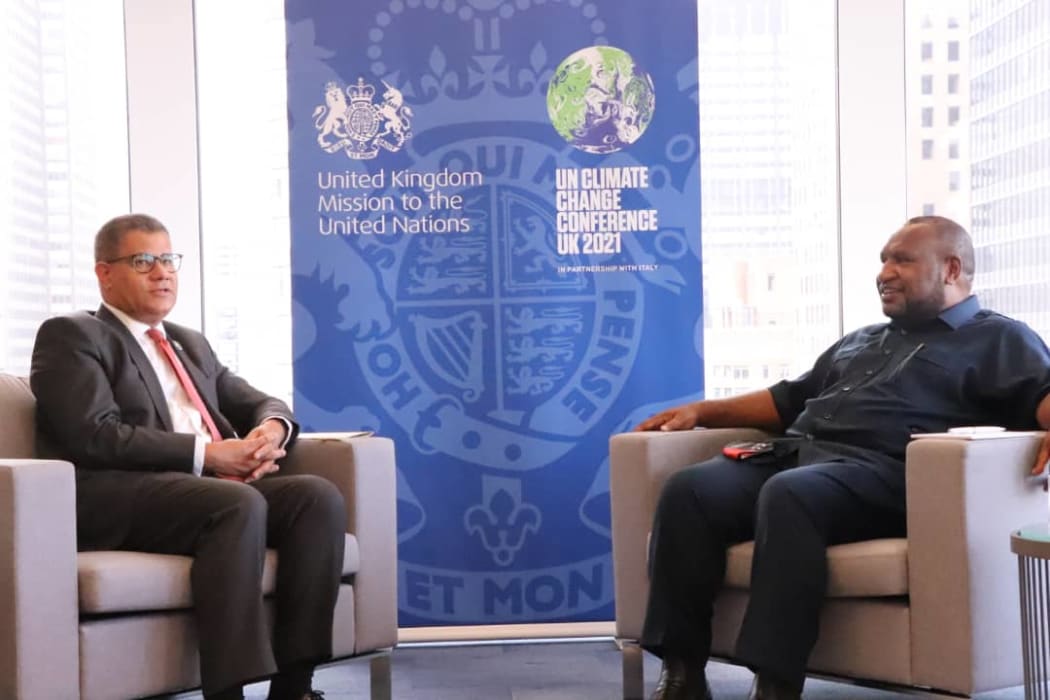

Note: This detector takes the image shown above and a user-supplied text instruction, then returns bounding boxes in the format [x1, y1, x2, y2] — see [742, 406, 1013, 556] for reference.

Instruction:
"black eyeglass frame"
[104, 253, 184, 273]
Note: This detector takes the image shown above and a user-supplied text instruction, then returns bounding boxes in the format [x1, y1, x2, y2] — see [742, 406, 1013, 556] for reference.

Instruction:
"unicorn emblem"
[376, 81, 413, 152]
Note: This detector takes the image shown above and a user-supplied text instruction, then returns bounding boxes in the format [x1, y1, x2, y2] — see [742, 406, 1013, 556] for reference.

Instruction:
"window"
[195, 0, 292, 402]
[922, 139, 934, 159]
[0, 0, 129, 374]
[922, 107, 934, 127]
[921, 74, 933, 94]
[921, 42, 933, 60]
[922, 203, 935, 215]
[698, 0, 839, 396]
[908, 0, 1050, 340]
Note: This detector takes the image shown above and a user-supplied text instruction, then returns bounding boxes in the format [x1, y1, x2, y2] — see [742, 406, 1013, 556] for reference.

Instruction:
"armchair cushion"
[77, 535, 361, 614]
[725, 538, 909, 597]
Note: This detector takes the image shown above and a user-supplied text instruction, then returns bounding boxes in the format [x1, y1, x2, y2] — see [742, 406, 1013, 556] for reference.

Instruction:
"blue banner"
[286, 0, 702, 625]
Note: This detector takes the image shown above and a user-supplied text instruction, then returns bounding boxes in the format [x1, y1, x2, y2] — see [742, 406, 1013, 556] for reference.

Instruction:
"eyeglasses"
[105, 253, 183, 273]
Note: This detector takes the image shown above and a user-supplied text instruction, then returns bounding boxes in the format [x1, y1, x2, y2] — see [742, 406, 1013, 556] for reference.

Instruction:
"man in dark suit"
[634, 216, 1050, 700]
[31, 213, 345, 700]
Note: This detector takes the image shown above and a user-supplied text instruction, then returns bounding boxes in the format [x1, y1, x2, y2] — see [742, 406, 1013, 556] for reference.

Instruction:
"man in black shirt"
[635, 216, 1050, 700]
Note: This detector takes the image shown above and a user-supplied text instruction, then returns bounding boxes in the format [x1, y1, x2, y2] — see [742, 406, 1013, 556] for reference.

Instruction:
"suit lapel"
[96, 305, 175, 431]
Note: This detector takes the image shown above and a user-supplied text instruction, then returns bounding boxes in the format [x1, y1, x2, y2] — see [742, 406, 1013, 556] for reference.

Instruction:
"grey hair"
[94, 213, 168, 262]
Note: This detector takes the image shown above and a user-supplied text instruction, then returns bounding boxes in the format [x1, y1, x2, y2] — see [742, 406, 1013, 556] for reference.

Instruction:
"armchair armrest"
[280, 436, 398, 653]
[609, 428, 773, 639]
[906, 434, 1045, 694]
[0, 459, 79, 700]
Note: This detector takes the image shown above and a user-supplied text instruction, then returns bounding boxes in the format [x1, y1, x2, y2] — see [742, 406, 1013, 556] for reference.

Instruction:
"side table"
[1012, 523, 1050, 699]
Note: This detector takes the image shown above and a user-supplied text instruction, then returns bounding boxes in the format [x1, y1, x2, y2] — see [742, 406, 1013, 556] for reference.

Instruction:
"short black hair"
[906, 215, 975, 281]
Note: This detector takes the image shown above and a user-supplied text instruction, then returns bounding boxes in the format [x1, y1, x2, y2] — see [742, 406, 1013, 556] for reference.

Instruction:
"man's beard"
[889, 290, 945, 327]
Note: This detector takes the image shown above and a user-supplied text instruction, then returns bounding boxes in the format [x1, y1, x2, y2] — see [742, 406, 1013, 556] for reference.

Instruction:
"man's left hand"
[246, 418, 287, 450]
[241, 419, 288, 482]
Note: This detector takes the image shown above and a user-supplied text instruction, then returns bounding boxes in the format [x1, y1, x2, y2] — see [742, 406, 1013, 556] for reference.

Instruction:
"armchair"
[0, 373, 398, 700]
[610, 428, 1044, 698]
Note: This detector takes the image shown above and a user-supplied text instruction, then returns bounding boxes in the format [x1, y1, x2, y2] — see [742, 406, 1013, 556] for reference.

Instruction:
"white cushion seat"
[77, 534, 361, 614]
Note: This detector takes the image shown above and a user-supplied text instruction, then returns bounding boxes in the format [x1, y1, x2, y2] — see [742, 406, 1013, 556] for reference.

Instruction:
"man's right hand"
[631, 390, 784, 434]
[204, 436, 286, 483]
[1031, 430, 1050, 476]
[633, 402, 703, 432]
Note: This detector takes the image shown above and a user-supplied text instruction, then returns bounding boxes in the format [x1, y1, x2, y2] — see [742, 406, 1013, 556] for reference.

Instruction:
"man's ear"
[944, 255, 963, 285]
[95, 261, 111, 289]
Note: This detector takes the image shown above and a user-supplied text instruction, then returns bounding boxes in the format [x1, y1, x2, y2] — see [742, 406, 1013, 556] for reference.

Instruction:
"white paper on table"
[911, 427, 1042, 440]
[298, 431, 376, 441]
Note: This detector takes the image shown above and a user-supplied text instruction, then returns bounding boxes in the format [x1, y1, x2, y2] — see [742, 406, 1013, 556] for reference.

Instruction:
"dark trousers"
[75, 470, 347, 695]
[639, 453, 906, 687]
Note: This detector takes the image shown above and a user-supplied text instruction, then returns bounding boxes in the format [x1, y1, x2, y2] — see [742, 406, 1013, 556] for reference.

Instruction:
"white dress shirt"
[104, 303, 211, 474]
[104, 303, 293, 476]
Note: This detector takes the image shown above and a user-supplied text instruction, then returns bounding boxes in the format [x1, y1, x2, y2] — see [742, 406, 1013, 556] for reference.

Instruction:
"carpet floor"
[169, 639, 1029, 699]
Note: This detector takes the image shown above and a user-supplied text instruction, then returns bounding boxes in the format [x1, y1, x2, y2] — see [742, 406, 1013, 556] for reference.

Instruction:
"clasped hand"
[205, 420, 287, 483]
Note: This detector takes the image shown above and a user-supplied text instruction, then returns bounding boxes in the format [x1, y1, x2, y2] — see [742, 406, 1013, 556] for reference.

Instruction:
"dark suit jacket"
[30, 306, 298, 474]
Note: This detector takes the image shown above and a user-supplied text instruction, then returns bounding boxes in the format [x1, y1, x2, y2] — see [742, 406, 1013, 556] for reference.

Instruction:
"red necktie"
[146, 328, 223, 443]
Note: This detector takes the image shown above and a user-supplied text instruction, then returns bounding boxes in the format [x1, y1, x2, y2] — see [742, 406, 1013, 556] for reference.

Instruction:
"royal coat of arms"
[313, 77, 413, 159]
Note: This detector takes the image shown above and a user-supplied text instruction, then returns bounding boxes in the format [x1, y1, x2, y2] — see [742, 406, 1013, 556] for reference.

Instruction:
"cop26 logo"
[547, 46, 656, 154]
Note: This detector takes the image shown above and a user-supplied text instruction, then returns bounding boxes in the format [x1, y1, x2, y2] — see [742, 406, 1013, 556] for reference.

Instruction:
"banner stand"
[286, 0, 702, 628]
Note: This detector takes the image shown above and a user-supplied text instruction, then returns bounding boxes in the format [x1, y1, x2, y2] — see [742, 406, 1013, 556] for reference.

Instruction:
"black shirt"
[768, 295, 1050, 466]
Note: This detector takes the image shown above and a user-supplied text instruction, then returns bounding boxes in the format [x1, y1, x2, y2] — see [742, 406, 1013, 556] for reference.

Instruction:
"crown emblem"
[348, 77, 376, 103]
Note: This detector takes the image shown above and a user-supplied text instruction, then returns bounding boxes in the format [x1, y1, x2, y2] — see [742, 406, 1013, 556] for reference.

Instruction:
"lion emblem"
[313, 81, 350, 150]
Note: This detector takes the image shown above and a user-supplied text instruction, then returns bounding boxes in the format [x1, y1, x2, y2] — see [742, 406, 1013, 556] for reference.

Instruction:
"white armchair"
[610, 428, 1044, 698]
[0, 373, 398, 700]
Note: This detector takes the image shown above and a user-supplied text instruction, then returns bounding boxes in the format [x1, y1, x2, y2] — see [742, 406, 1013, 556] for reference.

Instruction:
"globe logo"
[546, 46, 656, 154]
